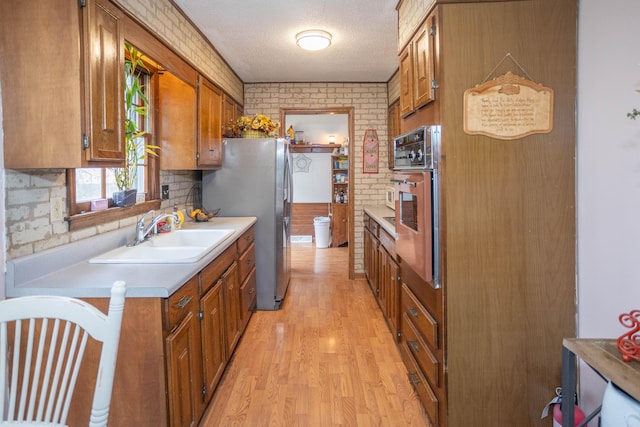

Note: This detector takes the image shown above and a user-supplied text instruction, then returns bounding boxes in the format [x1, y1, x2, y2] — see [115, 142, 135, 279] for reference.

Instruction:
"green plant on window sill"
[114, 43, 160, 193]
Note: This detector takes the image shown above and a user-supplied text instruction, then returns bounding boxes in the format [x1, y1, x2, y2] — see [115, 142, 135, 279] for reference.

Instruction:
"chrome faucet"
[134, 210, 180, 245]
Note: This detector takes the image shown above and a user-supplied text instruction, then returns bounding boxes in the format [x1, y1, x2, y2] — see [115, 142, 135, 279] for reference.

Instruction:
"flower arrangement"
[235, 114, 279, 136]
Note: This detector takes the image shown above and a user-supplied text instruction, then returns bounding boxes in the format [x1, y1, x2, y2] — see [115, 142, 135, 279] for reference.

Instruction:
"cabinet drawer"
[400, 340, 439, 426]
[240, 267, 257, 314]
[237, 227, 255, 254]
[201, 244, 237, 295]
[401, 283, 438, 348]
[238, 242, 255, 284]
[402, 312, 438, 387]
[369, 218, 380, 237]
[164, 276, 199, 331]
[379, 227, 396, 258]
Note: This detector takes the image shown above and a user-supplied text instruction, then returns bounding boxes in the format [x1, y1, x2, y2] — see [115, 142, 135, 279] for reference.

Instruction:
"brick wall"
[115, 0, 243, 102]
[244, 83, 392, 273]
[397, 0, 435, 49]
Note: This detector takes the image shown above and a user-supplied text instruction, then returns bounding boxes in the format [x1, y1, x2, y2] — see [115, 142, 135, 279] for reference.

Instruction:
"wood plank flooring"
[200, 244, 428, 426]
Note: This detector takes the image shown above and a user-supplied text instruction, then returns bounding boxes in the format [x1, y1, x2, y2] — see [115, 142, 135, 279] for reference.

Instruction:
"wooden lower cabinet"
[363, 215, 379, 295]
[166, 311, 204, 427]
[222, 262, 242, 356]
[71, 226, 256, 427]
[364, 212, 400, 339]
[379, 243, 400, 338]
[200, 280, 226, 403]
[331, 203, 349, 247]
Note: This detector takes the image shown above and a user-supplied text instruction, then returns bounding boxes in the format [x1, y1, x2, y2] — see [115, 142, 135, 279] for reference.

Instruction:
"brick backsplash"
[4, 169, 199, 260]
[244, 82, 393, 273]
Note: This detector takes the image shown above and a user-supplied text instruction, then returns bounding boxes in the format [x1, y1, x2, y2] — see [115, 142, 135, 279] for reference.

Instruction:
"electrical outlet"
[50, 197, 64, 222]
[161, 185, 170, 200]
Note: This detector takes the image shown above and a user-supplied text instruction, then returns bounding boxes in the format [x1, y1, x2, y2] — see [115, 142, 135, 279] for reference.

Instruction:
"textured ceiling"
[172, 0, 399, 83]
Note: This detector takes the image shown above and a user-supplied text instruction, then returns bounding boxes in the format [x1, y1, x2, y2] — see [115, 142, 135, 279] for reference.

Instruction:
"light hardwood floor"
[200, 243, 428, 426]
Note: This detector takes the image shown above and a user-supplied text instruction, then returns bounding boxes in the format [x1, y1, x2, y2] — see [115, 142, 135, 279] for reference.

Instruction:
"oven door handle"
[390, 178, 417, 187]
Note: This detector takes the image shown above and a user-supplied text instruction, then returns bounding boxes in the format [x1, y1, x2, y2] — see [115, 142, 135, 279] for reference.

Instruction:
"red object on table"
[617, 309, 640, 362]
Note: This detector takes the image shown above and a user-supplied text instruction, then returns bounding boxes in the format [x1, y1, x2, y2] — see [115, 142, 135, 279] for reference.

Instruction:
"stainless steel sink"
[89, 229, 234, 264]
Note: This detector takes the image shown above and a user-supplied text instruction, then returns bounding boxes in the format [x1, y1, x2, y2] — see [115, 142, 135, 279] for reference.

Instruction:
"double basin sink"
[89, 229, 234, 264]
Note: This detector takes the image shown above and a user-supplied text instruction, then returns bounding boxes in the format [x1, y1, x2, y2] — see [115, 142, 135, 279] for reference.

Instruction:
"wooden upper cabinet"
[82, 0, 125, 164]
[1, 0, 83, 168]
[413, 14, 436, 109]
[159, 71, 197, 169]
[398, 9, 438, 118]
[222, 94, 238, 137]
[0, 0, 125, 168]
[399, 44, 414, 117]
[197, 76, 223, 169]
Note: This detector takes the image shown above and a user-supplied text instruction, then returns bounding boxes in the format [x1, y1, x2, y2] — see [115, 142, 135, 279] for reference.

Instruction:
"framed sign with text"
[463, 71, 554, 140]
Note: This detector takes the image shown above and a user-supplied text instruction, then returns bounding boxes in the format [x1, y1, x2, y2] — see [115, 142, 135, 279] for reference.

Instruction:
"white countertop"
[5, 217, 256, 299]
[363, 205, 397, 237]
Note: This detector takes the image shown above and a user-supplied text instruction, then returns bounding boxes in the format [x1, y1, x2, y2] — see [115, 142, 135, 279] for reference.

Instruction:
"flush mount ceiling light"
[296, 30, 332, 51]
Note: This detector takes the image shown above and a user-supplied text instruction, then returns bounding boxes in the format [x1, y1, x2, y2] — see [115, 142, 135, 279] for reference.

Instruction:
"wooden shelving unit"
[331, 154, 349, 247]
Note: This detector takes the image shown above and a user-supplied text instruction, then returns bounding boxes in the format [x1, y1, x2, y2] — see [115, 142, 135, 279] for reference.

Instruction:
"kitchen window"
[67, 52, 161, 230]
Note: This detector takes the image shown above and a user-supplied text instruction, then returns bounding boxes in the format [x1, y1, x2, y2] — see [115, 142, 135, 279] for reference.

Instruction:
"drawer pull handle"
[177, 295, 192, 309]
[407, 372, 420, 386]
[408, 307, 419, 318]
[408, 340, 420, 352]
[249, 288, 255, 294]
[245, 235, 253, 243]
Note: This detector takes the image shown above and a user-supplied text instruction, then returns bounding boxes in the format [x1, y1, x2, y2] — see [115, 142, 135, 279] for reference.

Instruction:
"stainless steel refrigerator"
[202, 138, 292, 310]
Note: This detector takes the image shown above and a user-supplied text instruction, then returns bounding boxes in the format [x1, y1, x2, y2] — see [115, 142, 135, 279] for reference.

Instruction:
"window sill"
[67, 199, 162, 232]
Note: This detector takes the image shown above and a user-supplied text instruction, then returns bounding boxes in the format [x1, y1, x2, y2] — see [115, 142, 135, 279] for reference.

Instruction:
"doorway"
[280, 107, 355, 279]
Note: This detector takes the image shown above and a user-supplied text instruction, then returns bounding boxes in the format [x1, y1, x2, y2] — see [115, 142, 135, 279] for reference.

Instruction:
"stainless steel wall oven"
[392, 125, 440, 288]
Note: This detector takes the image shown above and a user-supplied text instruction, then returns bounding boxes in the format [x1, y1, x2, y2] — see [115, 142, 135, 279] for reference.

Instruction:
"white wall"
[578, 0, 640, 414]
[0, 82, 4, 300]
[292, 153, 332, 202]
[286, 113, 348, 204]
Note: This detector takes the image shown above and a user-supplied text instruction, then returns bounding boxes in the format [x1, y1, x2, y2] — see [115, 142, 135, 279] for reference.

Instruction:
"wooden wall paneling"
[292, 203, 330, 236]
[437, 1, 577, 425]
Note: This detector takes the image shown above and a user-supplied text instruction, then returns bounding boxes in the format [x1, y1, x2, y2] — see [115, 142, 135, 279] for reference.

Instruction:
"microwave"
[393, 125, 441, 170]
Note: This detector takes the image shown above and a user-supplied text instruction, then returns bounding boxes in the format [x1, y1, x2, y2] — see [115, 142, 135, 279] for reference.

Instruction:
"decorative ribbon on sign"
[463, 53, 554, 140]
[362, 129, 379, 174]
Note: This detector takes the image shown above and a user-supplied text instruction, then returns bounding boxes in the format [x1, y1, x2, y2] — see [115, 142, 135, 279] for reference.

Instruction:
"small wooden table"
[562, 338, 640, 427]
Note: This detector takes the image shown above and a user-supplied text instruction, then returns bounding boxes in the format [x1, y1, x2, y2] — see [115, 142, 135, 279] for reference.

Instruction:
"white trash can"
[313, 216, 331, 249]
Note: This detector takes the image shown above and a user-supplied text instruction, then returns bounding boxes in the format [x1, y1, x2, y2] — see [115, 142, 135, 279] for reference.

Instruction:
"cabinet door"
[364, 226, 379, 295]
[223, 262, 242, 356]
[82, 0, 126, 163]
[222, 94, 238, 137]
[159, 71, 197, 169]
[201, 279, 226, 403]
[382, 249, 400, 337]
[331, 203, 349, 247]
[0, 0, 83, 168]
[399, 43, 414, 117]
[197, 76, 223, 169]
[413, 15, 436, 109]
[240, 267, 257, 332]
[166, 311, 204, 427]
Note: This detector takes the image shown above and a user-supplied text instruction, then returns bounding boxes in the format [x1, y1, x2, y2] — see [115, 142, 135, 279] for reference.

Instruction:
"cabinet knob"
[408, 307, 419, 318]
[408, 339, 420, 352]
